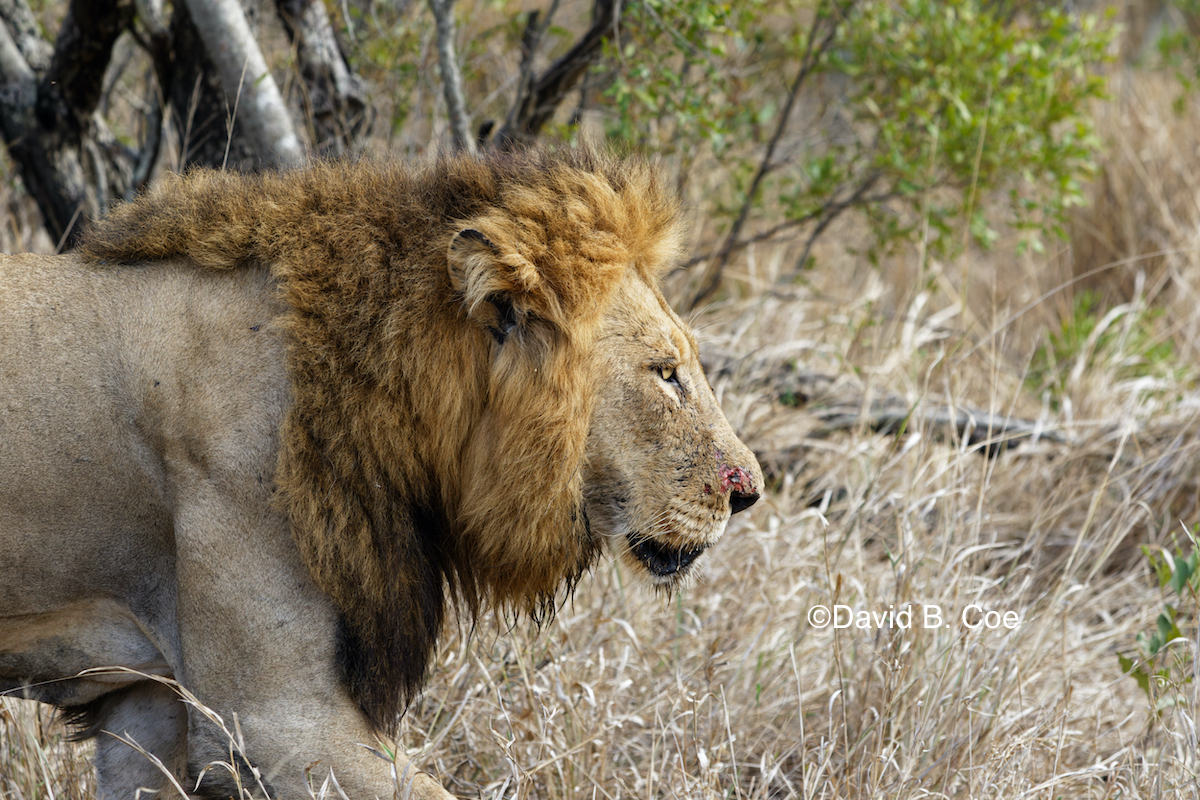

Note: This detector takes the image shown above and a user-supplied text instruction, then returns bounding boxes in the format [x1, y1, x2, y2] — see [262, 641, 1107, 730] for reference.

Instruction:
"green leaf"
[1170, 554, 1194, 596]
[1119, 653, 1152, 699]
[1154, 612, 1182, 654]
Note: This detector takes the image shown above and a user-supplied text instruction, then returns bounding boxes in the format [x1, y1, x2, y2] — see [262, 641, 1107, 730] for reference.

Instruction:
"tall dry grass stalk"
[6, 48, 1200, 800]
[1070, 67, 1200, 373]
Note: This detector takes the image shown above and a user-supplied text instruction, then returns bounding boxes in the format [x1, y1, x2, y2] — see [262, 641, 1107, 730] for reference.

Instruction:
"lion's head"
[583, 275, 761, 585]
[441, 153, 762, 605]
[80, 147, 762, 732]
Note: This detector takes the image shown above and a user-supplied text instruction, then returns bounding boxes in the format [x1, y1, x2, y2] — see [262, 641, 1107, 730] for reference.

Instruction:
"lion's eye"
[656, 365, 681, 388]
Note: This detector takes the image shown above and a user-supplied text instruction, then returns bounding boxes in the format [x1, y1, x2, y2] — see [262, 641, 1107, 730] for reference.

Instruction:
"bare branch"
[688, 0, 856, 310]
[679, 181, 901, 270]
[427, 0, 475, 153]
[127, 0, 169, 195]
[789, 171, 883, 274]
[166, 5, 246, 169]
[497, 9, 545, 144]
[182, 0, 305, 167]
[778, 371, 1071, 458]
[131, 0, 170, 83]
[492, 0, 619, 148]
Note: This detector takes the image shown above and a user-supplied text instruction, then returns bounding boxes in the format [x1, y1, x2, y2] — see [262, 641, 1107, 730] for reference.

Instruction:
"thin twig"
[788, 171, 882, 277]
[689, 0, 856, 310]
[223, 56, 250, 171]
[680, 182, 899, 269]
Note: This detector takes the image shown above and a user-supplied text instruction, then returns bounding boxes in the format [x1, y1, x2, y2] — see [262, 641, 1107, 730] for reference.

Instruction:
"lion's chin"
[626, 534, 706, 580]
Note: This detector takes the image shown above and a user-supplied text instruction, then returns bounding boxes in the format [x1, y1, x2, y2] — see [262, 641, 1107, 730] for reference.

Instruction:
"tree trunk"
[0, 0, 135, 248]
[427, 0, 475, 153]
[0, 0, 51, 71]
[276, 0, 371, 156]
[491, 0, 619, 149]
[181, 0, 304, 168]
[0, 0, 378, 246]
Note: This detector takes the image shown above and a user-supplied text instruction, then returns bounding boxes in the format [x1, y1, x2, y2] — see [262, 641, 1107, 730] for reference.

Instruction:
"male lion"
[0, 148, 762, 799]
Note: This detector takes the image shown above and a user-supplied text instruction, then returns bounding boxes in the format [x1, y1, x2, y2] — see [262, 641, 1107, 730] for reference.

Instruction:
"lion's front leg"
[84, 682, 189, 800]
[170, 483, 455, 800]
[182, 697, 454, 800]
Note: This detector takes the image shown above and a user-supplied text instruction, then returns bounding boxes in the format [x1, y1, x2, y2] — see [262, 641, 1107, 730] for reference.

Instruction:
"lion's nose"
[718, 464, 760, 514]
[730, 487, 759, 514]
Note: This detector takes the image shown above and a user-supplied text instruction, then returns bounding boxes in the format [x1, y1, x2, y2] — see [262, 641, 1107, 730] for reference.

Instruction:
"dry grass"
[7, 6, 1200, 799]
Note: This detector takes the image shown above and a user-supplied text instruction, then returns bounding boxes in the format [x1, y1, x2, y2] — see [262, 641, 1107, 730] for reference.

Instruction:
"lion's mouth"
[627, 534, 705, 577]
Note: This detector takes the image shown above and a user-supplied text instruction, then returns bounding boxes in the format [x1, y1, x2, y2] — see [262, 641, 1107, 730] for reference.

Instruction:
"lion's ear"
[448, 227, 536, 344]
[447, 228, 494, 297]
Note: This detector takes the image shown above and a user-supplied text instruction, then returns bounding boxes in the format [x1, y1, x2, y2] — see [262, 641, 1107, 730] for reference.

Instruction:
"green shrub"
[1119, 538, 1199, 719]
[597, 0, 1114, 277]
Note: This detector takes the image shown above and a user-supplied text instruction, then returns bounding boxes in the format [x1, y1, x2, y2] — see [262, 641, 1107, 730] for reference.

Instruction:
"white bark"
[427, 0, 475, 153]
[134, 0, 167, 38]
[182, 0, 305, 167]
[0, 19, 35, 90]
[0, 0, 52, 71]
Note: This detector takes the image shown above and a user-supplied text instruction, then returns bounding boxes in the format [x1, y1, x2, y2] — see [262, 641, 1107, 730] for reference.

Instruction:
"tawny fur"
[80, 148, 685, 730]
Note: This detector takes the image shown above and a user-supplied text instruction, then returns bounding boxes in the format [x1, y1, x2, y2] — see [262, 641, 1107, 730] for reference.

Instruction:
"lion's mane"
[79, 148, 683, 731]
